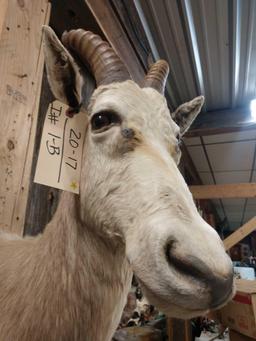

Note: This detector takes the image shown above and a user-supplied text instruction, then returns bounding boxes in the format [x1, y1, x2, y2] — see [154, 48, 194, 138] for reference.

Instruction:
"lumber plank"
[85, 0, 145, 85]
[189, 183, 256, 199]
[223, 217, 256, 251]
[0, 0, 51, 235]
[167, 318, 174, 341]
[0, 0, 8, 37]
[186, 106, 255, 137]
[184, 320, 192, 341]
[235, 279, 256, 294]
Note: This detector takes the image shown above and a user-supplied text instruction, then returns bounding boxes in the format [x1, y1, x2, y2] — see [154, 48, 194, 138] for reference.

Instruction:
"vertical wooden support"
[0, 0, 51, 235]
[168, 318, 192, 341]
[184, 320, 192, 341]
[167, 318, 174, 341]
[0, 0, 8, 37]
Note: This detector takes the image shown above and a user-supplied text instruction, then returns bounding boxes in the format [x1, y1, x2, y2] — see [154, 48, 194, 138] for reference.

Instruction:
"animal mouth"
[164, 241, 234, 311]
[137, 277, 210, 317]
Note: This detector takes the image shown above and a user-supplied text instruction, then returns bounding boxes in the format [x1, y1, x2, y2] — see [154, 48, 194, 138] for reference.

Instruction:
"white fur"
[0, 31, 234, 340]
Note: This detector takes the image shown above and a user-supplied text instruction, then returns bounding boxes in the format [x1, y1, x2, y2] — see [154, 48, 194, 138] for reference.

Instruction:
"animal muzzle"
[166, 240, 234, 309]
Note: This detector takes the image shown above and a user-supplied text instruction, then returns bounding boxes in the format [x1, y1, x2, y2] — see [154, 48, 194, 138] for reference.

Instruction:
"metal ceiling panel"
[135, 0, 256, 111]
[214, 171, 251, 183]
[186, 145, 211, 171]
[206, 141, 255, 171]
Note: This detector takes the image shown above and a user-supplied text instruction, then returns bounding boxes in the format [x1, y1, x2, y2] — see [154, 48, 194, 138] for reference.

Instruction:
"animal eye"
[91, 111, 121, 132]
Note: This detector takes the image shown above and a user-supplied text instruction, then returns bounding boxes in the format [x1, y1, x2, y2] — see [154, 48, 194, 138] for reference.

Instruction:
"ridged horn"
[61, 29, 131, 86]
[144, 60, 169, 94]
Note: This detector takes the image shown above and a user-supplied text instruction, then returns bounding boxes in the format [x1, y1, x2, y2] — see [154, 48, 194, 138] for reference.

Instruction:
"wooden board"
[85, 0, 145, 85]
[0, 0, 51, 235]
[24, 1, 97, 236]
[223, 217, 256, 251]
[167, 318, 191, 341]
[229, 329, 255, 341]
[0, 0, 8, 37]
[190, 183, 256, 199]
[235, 279, 256, 294]
[110, 0, 152, 70]
[186, 106, 255, 137]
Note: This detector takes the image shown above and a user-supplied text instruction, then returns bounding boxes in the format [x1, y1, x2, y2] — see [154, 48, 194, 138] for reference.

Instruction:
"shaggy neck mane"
[0, 192, 132, 341]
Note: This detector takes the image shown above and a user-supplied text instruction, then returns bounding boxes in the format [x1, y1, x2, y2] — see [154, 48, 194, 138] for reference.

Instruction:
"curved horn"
[144, 60, 169, 94]
[61, 29, 131, 86]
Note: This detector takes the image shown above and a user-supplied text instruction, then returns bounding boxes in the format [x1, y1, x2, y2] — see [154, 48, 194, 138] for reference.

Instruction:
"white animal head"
[43, 26, 234, 318]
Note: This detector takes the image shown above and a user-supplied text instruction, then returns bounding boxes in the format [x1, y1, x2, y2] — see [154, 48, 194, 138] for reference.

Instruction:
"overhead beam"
[223, 217, 256, 251]
[110, 0, 151, 71]
[190, 183, 256, 199]
[186, 107, 255, 137]
[85, 0, 145, 85]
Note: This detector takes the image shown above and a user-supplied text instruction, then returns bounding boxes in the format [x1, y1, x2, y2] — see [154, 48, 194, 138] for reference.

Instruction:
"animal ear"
[42, 25, 83, 110]
[171, 96, 204, 136]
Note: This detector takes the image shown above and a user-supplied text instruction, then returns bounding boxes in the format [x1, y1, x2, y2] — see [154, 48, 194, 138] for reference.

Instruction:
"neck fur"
[0, 191, 132, 341]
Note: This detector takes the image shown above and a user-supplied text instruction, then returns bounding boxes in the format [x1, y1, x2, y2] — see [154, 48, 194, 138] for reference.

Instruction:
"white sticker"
[34, 100, 87, 194]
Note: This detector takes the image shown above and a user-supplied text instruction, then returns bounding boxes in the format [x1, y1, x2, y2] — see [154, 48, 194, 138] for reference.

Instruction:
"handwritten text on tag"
[34, 101, 87, 193]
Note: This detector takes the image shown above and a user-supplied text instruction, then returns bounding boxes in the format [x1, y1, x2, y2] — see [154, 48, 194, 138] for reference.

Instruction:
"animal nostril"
[165, 240, 177, 267]
[165, 241, 210, 280]
[165, 241, 234, 308]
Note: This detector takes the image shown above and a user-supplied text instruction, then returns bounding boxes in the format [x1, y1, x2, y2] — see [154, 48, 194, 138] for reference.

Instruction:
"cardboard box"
[230, 329, 255, 341]
[220, 279, 256, 339]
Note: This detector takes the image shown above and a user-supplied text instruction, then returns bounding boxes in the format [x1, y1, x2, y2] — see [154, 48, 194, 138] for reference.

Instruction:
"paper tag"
[34, 100, 87, 194]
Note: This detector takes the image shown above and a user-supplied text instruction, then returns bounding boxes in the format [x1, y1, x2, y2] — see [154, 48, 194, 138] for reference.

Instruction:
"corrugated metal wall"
[135, 0, 256, 112]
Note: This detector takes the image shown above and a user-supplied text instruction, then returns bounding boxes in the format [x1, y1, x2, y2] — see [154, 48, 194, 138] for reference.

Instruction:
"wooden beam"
[190, 183, 256, 199]
[110, 0, 152, 70]
[0, 1, 51, 234]
[24, 1, 99, 236]
[184, 320, 192, 341]
[0, 0, 8, 37]
[223, 217, 256, 251]
[186, 107, 255, 137]
[167, 318, 174, 341]
[167, 318, 191, 341]
[85, 0, 145, 85]
[235, 278, 256, 294]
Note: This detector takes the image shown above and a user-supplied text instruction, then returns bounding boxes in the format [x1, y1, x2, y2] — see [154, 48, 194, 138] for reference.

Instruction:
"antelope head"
[43, 26, 234, 318]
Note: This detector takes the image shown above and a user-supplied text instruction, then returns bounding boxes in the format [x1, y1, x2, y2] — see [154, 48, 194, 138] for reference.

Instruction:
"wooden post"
[167, 318, 174, 341]
[0, 0, 51, 235]
[168, 318, 191, 341]
[184, 320, 192, 341]
[0, 0, 8, 37]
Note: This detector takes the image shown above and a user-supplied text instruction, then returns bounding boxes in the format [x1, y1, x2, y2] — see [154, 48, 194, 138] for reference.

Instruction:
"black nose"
[165, 242, 233, 307]
[210, 271, 234, 308]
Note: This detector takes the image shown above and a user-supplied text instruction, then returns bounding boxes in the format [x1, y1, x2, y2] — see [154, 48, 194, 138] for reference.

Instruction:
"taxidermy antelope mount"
[0, 26, 234, 341]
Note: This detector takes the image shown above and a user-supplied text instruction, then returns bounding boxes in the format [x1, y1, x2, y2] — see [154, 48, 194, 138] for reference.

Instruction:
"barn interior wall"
[24, 0, 102, 235]
[0, 0, 51, 235]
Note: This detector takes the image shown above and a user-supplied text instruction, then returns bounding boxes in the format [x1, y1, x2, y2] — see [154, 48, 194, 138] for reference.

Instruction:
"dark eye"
[91, 111, 121, 132]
